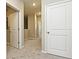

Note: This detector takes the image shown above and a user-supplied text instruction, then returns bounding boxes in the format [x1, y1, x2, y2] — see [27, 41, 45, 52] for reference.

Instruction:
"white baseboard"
[29, 37, 35, 40]
[28, 37, 40, 40]
[19, 45, 24, 49]
[42, 50, 47, 53]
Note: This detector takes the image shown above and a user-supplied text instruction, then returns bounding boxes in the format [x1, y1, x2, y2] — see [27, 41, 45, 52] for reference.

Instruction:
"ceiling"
[23, 0, 71, 16]
[23, 0, 41, 16]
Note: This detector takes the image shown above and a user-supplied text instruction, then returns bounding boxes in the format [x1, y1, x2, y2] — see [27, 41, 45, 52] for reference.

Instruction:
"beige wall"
[34, 15, 42, 39]
[24, 15, 41, 40]
[37, 16, 42, 39]
[7, 0, 24, 48]
[28, 15, 35, 39]
[24, 29, 28, 40]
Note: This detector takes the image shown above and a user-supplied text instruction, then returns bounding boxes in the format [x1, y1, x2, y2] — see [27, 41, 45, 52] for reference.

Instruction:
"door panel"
[54, 30, 67, 36]
[46, 2, 72, 58]
[10, 30, 18, 47]
[8, 13, 18, 30]
[47, 6, 66, 29]
[8, 12, 19, 48]
[49, 36, 66, 51]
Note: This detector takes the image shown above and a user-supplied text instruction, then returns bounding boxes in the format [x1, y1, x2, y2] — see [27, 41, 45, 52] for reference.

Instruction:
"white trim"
[42, 50, 47, 53]
[28, 37, 36, 40]
[19, 45, 24, 49]
[6, 2, 19, 12]
[29, 37, 41, 39]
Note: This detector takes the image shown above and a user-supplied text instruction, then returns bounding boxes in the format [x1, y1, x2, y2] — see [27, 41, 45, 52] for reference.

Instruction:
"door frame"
[6, 2, 20, 48]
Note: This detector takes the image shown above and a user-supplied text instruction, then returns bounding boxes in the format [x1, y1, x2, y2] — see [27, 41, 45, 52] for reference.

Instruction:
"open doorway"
[24, 0, 42, 50]
[6, 4, 19, 48]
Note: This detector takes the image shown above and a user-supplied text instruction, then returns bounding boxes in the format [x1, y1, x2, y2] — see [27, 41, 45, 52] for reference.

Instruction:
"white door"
[8, 12, 19, 48]
[46, 2, 72, 58]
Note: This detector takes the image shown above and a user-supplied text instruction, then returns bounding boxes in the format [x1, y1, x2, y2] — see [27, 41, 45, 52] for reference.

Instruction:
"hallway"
[6, 0, 72, 59]
[7, 39, 70, 59]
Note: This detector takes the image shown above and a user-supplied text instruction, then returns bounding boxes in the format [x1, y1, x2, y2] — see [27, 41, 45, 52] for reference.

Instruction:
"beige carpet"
[7, 39, 71, 59]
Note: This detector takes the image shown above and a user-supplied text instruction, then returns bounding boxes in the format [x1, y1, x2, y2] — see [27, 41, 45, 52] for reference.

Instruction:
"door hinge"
[18, 28, 20, 30]
[18, 42, 20, 44]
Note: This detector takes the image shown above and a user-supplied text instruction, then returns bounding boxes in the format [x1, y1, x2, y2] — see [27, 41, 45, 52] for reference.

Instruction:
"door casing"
[6, 3, 20, 48]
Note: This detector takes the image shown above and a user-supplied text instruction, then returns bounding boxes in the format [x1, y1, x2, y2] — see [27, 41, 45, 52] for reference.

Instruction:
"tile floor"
[7, 39, 71, 59]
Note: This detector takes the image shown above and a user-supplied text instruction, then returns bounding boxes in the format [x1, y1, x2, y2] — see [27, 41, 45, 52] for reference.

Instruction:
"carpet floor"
[7, 39, 71, 59]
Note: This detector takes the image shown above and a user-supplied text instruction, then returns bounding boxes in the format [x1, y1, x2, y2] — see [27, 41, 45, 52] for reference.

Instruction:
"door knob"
[47, 32, 50, 34]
